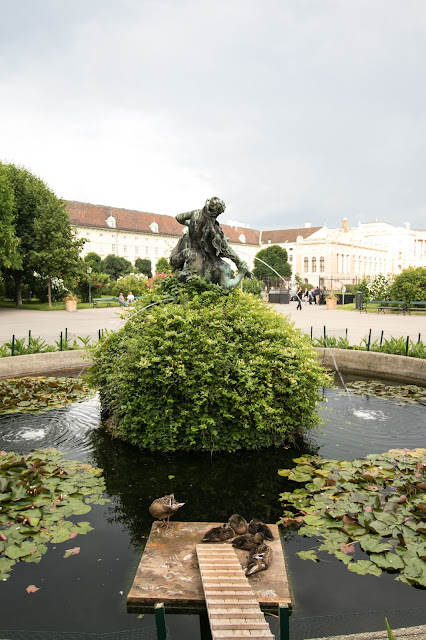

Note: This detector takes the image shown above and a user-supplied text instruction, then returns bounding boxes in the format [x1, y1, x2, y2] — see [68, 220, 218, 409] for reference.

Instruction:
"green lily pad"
[0, 448, 108, 581]
[279, 448, 426, 587]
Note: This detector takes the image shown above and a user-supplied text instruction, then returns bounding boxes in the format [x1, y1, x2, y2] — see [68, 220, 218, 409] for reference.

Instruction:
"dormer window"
[106, 215, 116, 228]
[150, 221, 159, 233]
[238, 234, 246, 244]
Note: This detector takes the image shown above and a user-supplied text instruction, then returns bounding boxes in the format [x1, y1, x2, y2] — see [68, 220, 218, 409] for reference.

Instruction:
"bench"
[92, 297, 118, 307]
[405, 301, 426, 314]
[362, 300, 406, 314]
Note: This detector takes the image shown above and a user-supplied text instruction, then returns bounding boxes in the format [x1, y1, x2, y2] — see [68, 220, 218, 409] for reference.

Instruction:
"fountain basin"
[1, 348, 425, 386]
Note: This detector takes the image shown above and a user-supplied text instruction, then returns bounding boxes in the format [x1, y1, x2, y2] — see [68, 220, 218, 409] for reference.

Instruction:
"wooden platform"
[197, 543, 275, 639]
[127, 521, 292, 613]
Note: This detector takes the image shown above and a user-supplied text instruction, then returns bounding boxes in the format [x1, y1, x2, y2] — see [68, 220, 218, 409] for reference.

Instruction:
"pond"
[0, 374, 425, 640]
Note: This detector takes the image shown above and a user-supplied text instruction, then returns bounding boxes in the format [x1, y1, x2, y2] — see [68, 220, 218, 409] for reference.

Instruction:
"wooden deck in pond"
[127, 522, 292, 613]
[196, 543, 275, 639]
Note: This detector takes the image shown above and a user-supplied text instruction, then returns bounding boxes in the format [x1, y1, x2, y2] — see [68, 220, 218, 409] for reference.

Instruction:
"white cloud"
[1, 0, 426, 229]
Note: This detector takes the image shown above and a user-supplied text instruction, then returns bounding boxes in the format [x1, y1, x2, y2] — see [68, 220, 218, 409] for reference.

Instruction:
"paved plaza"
[1, 301, 425, 346]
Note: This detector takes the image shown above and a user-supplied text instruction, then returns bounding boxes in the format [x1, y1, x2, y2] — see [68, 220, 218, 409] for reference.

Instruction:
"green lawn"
[0, 300, 120, 311]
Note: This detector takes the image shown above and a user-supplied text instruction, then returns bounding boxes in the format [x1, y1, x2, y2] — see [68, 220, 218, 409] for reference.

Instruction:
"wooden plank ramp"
[196, 543, 274, 640]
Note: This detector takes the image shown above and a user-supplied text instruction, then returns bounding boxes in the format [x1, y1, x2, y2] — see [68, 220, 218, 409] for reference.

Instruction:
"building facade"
[67, 201, 426, 286]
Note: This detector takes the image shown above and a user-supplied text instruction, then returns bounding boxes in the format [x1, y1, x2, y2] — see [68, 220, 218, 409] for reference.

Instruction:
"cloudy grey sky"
[1, 0, 425, 230]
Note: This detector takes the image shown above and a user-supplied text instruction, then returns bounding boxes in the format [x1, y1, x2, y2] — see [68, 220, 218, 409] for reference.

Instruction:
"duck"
[232, 531, 264, 551]
[245, 542, 273, 576]
[247, 518, 274, 541]
[228, 514, 248, 535]
[149, 494, 185, 528]
[201, 523, 235, 542]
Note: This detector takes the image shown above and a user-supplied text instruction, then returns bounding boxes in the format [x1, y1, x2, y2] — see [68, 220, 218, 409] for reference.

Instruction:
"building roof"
[66, 201, 261, 245]
[261, 227, 323, 244]
[67, 201, 183, 237]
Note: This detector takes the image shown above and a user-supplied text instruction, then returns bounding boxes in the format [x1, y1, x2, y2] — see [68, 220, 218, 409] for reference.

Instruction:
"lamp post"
[87, 266, 92, 304]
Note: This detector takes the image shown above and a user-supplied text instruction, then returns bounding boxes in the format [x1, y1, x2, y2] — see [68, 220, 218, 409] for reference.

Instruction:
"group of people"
[295, 286, 320, 310]
[118, 292, 135, 307]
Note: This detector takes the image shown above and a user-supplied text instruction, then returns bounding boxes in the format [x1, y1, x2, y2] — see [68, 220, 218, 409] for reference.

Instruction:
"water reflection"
[1, 382, 426, 638]
[88, 428, 317, 548]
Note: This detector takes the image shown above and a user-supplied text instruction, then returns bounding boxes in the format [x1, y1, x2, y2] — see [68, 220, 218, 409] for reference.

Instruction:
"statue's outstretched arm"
[175, 210, 199, 227]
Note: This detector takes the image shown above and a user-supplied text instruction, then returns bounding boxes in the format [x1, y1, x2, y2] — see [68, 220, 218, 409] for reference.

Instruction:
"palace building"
[67, 201, 426, 287]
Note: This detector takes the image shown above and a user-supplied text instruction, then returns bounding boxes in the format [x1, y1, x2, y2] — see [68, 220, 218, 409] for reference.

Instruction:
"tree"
[0, 163, 21, 274]
[31, 198, 85, 306]
[253, 245, 292, 281]
[390, 267, 426, 302]
[155, 257, 172, 274]
[101, 254, 132, 280]
[84, 252, 102, 271]
[134, 258, 152, 277]
[2, 163, 84, 306]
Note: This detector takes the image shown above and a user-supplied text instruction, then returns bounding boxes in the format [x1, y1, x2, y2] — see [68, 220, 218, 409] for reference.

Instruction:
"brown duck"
[202, 524, 235, 542]
[149, 494, 185, 528]
[232, 532, 264, 551]
[245, 542, 273, 576]
[228, 514, 248, 535]
[247, 518, 274, 541]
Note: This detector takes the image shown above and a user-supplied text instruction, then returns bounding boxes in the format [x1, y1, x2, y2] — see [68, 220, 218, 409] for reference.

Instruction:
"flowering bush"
[64, 292, 78, 301]
[146, 272, 172, 290]
[110, 273, 148, 297]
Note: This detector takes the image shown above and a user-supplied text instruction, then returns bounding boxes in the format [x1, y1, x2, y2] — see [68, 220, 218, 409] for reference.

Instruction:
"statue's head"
[205, 197, 226, 217]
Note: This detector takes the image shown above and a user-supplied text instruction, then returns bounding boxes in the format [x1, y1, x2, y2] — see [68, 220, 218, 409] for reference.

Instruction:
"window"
[150, 222, 159, 233]
[145, 247, 149, 255]
[135, 246, 138, 255]
[106, 215, 116, 228]
[111, 244, 115, 252]
[320, 256, 324, 273]
[311, 257, 317, 273]
[124, 245, 127, 253]
[154, 247, 158, 256]
[289, 255, 293, 262]
[304, 257, 309, 272]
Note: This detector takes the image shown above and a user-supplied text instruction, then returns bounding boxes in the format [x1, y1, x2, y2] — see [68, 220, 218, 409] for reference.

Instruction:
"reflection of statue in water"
[170, 197, 252, 290]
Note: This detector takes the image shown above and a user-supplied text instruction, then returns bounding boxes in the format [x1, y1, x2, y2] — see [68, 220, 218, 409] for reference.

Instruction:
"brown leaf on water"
[26, 585, 39, 594]
[69, 532, 78, 539]
[64, 547, 80, 558]
[280, 517, 304, 527]
[340, 543, 355, 555]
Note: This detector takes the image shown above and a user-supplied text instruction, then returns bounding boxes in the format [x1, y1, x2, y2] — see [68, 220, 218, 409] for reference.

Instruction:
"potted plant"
[64, 292, 78, 312]
[325, 292, 338, 310]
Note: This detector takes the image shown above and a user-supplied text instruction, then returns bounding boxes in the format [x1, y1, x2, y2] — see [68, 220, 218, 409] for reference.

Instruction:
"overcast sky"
[1, 0, 425, 230]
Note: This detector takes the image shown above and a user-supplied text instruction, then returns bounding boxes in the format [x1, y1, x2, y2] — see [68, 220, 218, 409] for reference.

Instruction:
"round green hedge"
[89, 278, 331, 452]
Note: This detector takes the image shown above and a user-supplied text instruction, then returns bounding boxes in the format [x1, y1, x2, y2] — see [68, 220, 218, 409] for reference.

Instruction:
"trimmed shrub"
[89, 277, 331, 452]
[242, 276, 264, 296]
[110, 273, 148, 298]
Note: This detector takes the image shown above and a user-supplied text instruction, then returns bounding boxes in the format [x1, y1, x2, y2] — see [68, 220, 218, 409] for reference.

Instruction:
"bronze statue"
[170, 197, 252, 290]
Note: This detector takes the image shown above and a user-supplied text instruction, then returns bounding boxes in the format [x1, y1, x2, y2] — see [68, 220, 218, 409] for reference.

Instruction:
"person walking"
[296, 286, 303, 310]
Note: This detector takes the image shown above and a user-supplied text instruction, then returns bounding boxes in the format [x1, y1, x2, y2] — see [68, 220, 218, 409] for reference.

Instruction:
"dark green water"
[0, 380, 425, 639]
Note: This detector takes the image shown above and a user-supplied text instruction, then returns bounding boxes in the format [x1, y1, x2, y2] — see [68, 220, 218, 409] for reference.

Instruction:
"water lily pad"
[279, 449, 426, 587]
[0, 377, 94, 415]
[0, 448, 108, 580]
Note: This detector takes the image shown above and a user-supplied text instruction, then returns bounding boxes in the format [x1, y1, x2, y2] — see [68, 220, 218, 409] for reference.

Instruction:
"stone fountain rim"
[0, 348, 425, 386]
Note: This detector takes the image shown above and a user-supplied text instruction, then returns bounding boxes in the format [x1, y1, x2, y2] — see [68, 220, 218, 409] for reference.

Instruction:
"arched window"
[304, 257, 309, 272]
[320, 256, 325, 273]
[311, 257, 317, 273]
